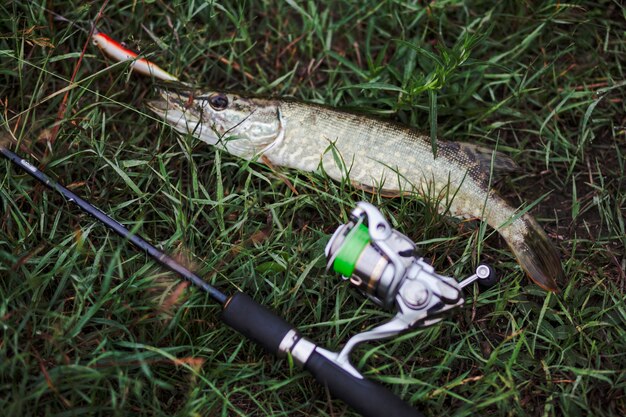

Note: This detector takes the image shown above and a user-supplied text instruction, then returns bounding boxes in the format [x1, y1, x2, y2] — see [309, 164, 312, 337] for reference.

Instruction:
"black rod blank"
[0, 146, 228, 305]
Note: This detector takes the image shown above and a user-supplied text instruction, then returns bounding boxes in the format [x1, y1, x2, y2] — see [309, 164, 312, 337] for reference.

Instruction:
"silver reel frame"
[322, 202, 495, 377]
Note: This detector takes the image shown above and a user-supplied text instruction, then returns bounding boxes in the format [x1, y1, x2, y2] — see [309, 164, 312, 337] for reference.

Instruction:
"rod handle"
[221, 292, 294, 353]
[305, 349, 423, 417]
[221, 292, 423, 417]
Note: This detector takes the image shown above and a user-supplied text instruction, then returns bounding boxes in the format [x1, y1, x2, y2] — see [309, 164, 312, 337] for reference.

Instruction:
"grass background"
[1, 1, 625, 416]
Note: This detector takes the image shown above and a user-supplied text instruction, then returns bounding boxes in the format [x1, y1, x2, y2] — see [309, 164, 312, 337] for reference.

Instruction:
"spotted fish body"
[148, 89, 563, 291]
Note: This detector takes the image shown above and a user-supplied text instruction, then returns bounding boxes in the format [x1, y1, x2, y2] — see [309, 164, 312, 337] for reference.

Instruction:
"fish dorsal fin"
[439, 141, 520, 187]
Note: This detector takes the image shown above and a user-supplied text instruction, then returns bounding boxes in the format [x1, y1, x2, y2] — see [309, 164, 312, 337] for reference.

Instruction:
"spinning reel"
[322, 202, 497, 376]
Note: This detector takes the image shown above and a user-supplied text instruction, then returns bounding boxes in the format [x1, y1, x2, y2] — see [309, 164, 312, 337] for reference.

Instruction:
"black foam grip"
[221, 292, 422, 417]
[221, 292, 294, 354]
[305, 350, 424, 417]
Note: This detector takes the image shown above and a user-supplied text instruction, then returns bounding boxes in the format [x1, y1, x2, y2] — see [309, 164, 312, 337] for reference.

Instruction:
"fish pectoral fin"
[261, 155, 298, 195]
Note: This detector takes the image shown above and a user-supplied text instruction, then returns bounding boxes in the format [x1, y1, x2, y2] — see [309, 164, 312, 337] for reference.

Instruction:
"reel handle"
[222, 292, 423, 417]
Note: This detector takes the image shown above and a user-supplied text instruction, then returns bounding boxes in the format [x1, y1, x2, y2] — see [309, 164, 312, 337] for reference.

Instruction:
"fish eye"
[208, 93, 229, 111]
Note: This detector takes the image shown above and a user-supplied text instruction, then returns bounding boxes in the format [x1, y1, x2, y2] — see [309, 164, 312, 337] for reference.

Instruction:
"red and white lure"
[92, 31, 179, 82]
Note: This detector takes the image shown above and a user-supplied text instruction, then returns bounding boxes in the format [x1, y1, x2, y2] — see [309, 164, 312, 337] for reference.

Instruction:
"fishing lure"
[92, 30, 178, 81]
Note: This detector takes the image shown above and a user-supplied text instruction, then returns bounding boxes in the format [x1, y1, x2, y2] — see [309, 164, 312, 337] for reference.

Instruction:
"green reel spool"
[333, 223, 370, 277]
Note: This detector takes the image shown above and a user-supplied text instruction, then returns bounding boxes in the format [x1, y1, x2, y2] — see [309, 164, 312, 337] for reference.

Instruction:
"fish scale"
[271, 102, 506, 227]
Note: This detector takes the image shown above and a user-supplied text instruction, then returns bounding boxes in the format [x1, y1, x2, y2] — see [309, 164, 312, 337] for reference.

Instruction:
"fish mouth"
[146, 81, 204, 113]
[147, 88, 183, 110]
[146, 97, 169, 113]
[147, 88, 201, 123]
[146, 88, 217, 144]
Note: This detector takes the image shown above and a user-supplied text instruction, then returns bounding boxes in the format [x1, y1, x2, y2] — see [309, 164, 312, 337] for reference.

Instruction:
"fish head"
[147, 88, 283, 158]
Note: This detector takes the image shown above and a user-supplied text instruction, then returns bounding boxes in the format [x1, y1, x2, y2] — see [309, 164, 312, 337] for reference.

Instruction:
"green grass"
[1, 1, 625, 416]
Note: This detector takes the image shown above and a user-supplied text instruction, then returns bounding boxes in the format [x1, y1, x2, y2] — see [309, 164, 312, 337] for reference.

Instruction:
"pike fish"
[147, 88, 563, 291]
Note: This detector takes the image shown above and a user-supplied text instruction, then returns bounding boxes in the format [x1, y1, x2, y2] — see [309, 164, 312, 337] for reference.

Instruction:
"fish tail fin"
[504, 214, 563, 292]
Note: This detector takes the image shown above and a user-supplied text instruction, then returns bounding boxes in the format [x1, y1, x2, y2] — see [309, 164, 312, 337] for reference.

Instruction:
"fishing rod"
[1, 145, 496, 417]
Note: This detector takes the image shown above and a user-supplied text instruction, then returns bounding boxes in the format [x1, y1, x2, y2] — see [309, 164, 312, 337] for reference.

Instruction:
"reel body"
[324, 202, 496, 374]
